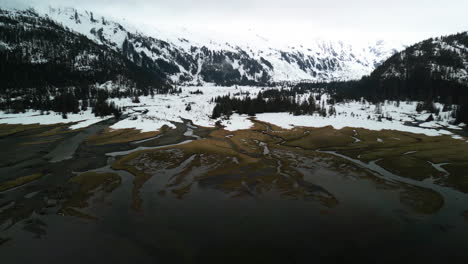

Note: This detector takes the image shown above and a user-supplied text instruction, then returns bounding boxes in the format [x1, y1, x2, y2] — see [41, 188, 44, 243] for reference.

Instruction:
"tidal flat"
[1, 120, 468, 263]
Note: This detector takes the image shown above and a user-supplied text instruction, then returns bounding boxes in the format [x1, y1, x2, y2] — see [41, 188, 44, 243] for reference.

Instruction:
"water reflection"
[2, 121, 468, 263]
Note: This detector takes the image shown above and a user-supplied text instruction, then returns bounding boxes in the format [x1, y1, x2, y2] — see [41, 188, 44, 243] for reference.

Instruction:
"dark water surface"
[1, 121, 468, 264]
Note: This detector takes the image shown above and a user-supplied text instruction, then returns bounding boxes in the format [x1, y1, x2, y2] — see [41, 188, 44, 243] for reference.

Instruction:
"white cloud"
[3, 0, 467, 44]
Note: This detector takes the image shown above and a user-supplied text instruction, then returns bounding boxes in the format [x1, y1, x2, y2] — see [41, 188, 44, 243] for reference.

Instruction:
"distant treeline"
[212, 81, 468, 126]
[303, 78, 468, 105]
[0, 87, 122, 118]
[212, 87, 332, 118]
[286, 32, 468, 124]
[294, 77, 468, 124]
[0, 8, 173, 118]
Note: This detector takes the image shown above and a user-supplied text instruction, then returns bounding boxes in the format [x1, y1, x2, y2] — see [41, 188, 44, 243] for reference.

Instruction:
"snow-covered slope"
[2, 85, 465, 140]
[373, 32, 468, 83]
[356, 31, 468, 104]
[0, 8, 170, 97]
[38, 7, 402, 85]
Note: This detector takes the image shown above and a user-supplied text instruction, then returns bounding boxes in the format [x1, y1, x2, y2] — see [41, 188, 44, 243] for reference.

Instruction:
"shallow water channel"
[1, 120, 468, 264]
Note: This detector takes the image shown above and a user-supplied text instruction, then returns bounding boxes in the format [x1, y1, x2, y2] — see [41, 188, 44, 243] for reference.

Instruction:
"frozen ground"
[0, 85, 466, 140]
[255, 97, 464, 137]
[256, 113, 453, 137]
[0, 110, 111, 129]
[107, 85, 264, 132]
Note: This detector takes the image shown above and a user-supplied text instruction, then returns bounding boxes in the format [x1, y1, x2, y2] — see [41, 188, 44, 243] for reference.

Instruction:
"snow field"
[0, 85, 465, 140]
[0, 110, 111, 129]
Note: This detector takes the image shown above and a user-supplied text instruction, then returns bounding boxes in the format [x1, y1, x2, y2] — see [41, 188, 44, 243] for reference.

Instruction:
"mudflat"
[1, 120, 468, 263]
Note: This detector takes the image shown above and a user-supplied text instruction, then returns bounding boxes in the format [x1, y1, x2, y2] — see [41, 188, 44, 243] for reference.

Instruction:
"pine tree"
[328, 105, 336, 116]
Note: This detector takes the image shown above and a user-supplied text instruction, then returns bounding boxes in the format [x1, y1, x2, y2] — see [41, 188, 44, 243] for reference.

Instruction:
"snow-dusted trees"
[416, 101, 440, 115]
[92, 90, 122, 118]
[211, 88, 330, 118]
[455, 103, 468, 125]
[0, 8, 172, 114]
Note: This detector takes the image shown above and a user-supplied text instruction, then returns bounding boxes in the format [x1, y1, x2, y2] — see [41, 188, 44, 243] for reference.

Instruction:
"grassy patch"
[0, 173, 43, 192]
[443, 163, 468, 193]
[0, 123, 44, 137]
[112, 148, 191, 209]
[273, 123, 468, 192]
[171, 183, 193, 199]
[61, 172, 121, 218]
[112, 154, 150, 210]
[86, 127, 165, 146]
[112, 138, 261, 209]
[59, 207, 97, 220]
[109, 119, 468, 213]
[399, 185, 444, 214]
[21, 138, 59, 145]
[177, 139, 259, 164]
[34, 124, 81, 137]
[377, 156, 442, 181]
[285, 126, 354, 149]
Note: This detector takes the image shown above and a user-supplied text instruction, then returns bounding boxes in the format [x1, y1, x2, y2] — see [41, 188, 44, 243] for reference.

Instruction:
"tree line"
[212, 89, 333, 118]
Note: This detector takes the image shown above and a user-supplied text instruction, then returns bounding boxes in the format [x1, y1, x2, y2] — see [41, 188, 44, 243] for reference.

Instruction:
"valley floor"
[0, 112, 468, 263]
[1, 85, 468, 263]
[1, 85, 466, 138]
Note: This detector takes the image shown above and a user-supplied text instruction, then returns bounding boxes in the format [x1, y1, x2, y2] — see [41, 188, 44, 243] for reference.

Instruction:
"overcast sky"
[4, 0, 468, 44]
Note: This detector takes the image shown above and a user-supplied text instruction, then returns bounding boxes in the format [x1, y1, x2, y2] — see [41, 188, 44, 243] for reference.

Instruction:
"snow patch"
[221, 114, 254, 131]
[255, 112, 454, 137]
[0, 110, 109, 129]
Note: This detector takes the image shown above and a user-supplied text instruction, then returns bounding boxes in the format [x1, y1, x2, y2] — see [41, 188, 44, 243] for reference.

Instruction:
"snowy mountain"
[365, 32, 468, 102]
[321, 31, 468, 108]
[40, 7, 402, 85]
[372, 32, 468, 83]
[0, 8, 170, 96]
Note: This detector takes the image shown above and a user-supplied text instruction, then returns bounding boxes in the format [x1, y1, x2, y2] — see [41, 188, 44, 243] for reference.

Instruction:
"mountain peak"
[2, 6, 405, 85]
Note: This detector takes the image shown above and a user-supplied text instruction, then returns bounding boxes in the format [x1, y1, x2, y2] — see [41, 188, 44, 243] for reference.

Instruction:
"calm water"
[1, 122, 468, 264]
[2, 156, 468, 264]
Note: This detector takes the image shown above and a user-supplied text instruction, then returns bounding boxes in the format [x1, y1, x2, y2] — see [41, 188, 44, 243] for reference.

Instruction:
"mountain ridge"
[38, 6, 403, 85]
